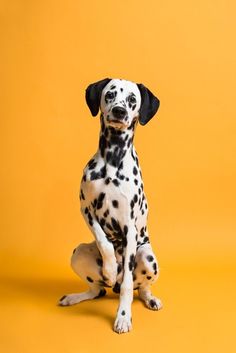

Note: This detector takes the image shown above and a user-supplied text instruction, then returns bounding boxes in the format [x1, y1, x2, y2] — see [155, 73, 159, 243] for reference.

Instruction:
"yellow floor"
[1, 258, 235, 353]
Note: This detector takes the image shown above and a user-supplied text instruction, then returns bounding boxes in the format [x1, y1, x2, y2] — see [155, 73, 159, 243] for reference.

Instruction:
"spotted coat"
[59, 78, 162, 334]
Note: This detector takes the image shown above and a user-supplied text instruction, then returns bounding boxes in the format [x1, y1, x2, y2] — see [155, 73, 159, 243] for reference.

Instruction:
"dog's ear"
[85, 78, 111, 116]
[137, 83, 160, 125]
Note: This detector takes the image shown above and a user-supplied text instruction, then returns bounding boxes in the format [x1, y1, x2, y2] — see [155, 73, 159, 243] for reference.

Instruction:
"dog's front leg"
[113, 225, 136, 334]
[82, 211, 117, 286]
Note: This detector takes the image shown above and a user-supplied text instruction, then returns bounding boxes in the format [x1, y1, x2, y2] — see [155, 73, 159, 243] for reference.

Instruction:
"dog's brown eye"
[128, 95, 136, 104]
[105, 92, 114, 100]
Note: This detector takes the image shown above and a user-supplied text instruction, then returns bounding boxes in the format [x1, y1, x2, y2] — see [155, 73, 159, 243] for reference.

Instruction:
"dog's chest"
[81, 151, 145, 222]
[82, 159, 139, 203]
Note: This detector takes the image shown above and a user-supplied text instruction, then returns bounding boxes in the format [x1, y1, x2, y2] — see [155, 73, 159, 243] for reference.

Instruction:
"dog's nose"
[112, 106, 127, 119]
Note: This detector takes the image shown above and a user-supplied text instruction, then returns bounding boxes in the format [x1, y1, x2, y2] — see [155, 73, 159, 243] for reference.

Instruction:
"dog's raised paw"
[102, 260, 117, 286]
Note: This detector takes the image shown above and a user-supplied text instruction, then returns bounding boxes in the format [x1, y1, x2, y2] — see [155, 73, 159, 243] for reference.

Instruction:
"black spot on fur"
[133, 166, 138, 175]
[111, 217, 119, 231]
[90, 171, 100, 180]
[149, 299, 156, 308]
[127, 138, 132, 148]
[112, 179, 120, 187]
[122, 236, 127, 247]
[86, 276, 94, 283]
[147, 255, 154, 262]
[88, 159, 97, 170]
[106, 151, 112, 163]
[117, 263, 122, 273]
[116, 171, 125, 180]
[113, 282, 121, 293]
[110, 135, 126, 149]
[106, 223, 113, 231]
[118, 248, 123, 255]
[94, 289, 106, 299]
[87, 212, 93, 226]
[129, 254, 135, 271]
[121, 310, 126, 316]
[92, 198, 97, 208]
[124, 225, 128, 236]
[60, 295, 67, 301]
[103, 209, 109, 217]
[80, 190, 85, 200]
[105, 177, 111, 185]
[140, 227, 145, 237]
[97, 192, 105, 209]
[100, 218, 106, 227]
[112, 200, 119, 208]
[96, 258, 103, 267]
[100, 165, 107, 178]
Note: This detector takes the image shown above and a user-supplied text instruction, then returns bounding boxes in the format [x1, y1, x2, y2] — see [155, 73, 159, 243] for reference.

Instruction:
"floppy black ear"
[137, 83, 160, 125]
[85, 78, 111, 116]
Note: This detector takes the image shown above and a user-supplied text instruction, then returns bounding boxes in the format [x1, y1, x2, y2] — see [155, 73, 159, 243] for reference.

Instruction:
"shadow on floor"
[1, 275, 140, 327]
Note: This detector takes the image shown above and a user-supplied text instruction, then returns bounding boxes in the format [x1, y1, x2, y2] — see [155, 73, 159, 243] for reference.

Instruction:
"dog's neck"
[98, 115, 138, 170]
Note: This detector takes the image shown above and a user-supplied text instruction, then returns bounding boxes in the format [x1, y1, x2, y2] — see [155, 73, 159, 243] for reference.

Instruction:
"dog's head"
[85, 78, 160, 129]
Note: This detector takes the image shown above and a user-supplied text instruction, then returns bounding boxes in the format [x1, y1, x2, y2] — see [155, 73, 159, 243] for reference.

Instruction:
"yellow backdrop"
[1, 0, 236, 352]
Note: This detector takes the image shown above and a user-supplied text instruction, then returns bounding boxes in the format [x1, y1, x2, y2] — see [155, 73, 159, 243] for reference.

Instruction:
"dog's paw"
[145, 297, 163, 311]
[58, 294, 80, 306]
[102, 259, 117, 286]
[113, 313, 132, 334]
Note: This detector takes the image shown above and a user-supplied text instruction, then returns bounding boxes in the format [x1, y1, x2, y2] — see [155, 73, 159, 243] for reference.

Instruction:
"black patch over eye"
[128, 95, 136, 104]
[105, 91, 115, 100]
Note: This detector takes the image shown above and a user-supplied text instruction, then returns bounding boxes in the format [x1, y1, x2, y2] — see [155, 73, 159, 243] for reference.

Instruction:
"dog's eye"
[105, 91, 115, 100]
[128, 95, 136, 104]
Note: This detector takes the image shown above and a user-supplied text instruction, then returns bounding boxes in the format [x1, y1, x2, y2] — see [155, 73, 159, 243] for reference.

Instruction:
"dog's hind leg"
[58, 241, 107, 306]
[58, 284, 106, 306]
[134, 243, 163, 310]
[138, 285, 162, 311]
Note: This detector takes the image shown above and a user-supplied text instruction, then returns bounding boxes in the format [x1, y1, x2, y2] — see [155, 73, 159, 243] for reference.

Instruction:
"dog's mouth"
[107, 119, 128, 130]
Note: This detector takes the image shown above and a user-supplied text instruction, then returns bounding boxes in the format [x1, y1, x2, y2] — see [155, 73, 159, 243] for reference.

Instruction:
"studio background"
[1, 1, 235, 352]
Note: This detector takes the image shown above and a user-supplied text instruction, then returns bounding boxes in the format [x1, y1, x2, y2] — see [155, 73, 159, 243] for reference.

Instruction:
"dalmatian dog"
[58, 78, 162, 334]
